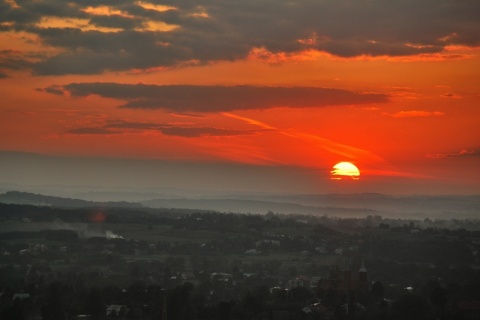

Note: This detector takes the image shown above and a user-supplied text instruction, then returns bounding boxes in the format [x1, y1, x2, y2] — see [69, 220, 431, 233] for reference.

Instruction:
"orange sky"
[0, 0, 479, 195]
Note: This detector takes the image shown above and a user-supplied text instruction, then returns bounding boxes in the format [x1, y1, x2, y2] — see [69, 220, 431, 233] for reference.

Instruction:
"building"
[287, 275, 310, 289]
[317, 258, 369, 292]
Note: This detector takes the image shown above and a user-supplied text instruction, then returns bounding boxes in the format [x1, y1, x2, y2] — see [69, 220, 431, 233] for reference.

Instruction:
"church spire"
[358, 258, 368, 283]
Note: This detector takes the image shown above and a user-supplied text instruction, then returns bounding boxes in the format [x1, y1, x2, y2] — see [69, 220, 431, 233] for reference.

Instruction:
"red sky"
[0, 0, 479, 195]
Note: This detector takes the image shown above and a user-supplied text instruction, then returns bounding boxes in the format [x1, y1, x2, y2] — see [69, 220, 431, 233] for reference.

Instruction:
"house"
[301, 250, 311, 257]
[33, 244, 47, 254]
[210, 273, 232, 282]
[287, 275, 310, 289]
[181, 271, 195, 280]
[106, 305, 123, 317]
[315, 246, 328, 254]
[302, 302, 332, 319]
[19, 249, 30, 255]
[13, 293, 31, 300]
[255, 239, 281, 247]
[310, 276, 322, 289]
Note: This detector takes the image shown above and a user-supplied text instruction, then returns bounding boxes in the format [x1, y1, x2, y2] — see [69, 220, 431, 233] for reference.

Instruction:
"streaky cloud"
[390, 110, 444, 118]
[56, 83, 388, 112]
[426, 149, 480, 159]
[67, 119, 263, 138]
[224, 113, 384, 164]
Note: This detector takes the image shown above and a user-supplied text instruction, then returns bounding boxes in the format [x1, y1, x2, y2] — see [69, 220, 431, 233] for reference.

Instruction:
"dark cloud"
[68, 120, 261, 137]
[55, 83, 388, 112]
[319, 40, 443, 58]
[88, 15, 140, 30]
[2, 0, 479, 75]
[104, 121, 158, 130]
[441, 93, 462, 99]
[0, 49, 35, 71]
[31, 29, 184, 75]
[0, 4, 40, 25]
[68, 127, 118, 135]
[36, 84, 63, 95]
[160, 126, 254, 138]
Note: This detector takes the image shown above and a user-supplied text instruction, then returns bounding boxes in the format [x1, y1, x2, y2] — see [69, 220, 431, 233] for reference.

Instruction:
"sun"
[331, 162, 360, 180]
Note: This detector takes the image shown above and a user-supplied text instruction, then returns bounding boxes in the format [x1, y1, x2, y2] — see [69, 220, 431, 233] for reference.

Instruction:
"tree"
[392, 293, 427, 320]
[41, 281, 67, 320]
[371, 281, 385, 300]
[430, 286, 447, 319]
[218, 300, 235, 320]
[168, 282, 195, 320]
[243, 292, 263, 318]
[84, 287, 106, 319]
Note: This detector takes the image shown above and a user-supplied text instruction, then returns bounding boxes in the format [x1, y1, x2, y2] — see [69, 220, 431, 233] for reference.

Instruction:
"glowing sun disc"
[331, 162, 360, 180]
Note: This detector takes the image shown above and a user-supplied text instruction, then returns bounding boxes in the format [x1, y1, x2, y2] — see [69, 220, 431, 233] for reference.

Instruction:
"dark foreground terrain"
[1, 193, 480, 319]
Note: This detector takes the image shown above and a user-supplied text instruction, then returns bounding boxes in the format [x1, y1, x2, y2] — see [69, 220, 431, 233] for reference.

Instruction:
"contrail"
[223, 112, 384, 163]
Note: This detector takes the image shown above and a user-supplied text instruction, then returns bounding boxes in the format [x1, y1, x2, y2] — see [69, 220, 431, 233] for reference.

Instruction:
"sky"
[0, 0, 479, 196]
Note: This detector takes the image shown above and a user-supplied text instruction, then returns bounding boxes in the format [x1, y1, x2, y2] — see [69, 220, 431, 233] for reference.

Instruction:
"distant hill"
[0, 190, 478, 219]
[258, 193, 480, 215]
[141, 198, 377, 216]
[142, 193, 480, 218]
[0, 191, 142, 208]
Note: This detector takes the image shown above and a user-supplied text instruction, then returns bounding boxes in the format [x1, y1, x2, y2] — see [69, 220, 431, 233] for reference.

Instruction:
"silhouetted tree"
[84, 287, 105, 319]
[392, 293, 427, 320]
[371, 281, 385, 300]
[218, 300, 235, 320]
[430, 285, 448, 319]
[41, 281, 67, 320]
[168, 282, 194, 320]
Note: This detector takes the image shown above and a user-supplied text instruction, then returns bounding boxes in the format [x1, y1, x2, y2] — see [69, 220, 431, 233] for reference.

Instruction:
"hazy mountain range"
[0, 190, 478, 220]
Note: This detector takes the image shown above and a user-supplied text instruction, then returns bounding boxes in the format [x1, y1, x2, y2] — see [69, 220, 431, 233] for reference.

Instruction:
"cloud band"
[53, 83, 388, 112]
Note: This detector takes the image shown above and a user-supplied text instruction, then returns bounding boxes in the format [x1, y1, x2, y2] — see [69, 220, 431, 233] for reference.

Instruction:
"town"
[1, 199, 480, 319]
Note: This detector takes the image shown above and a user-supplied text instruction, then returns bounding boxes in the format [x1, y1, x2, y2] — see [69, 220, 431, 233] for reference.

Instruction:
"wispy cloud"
[224, 113, 384, 163]
[389, 110, 444, 118]
[222, 113, 276, 130]
[441, 93, 462, 99]
[426, 149, 480, 159]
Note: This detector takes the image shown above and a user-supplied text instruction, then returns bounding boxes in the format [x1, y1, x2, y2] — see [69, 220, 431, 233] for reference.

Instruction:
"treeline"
[0, 230, 78, 242]
[3, 202, 480, 233]
[0, 203, 192, 224]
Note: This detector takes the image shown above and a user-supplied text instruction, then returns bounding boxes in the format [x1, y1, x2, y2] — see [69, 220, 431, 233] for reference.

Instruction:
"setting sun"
[331, 162, 360, 180]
